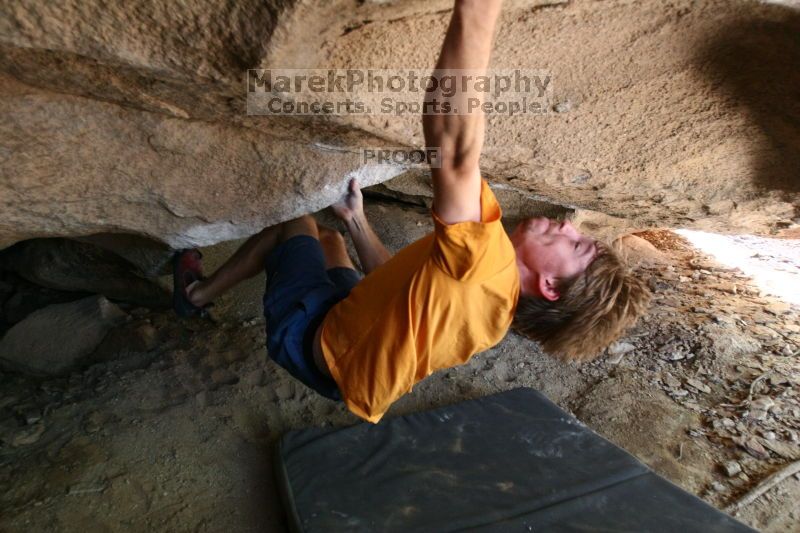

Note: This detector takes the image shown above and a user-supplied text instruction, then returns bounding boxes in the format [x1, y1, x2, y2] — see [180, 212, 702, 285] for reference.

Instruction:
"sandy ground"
[1, 192, 799, 532]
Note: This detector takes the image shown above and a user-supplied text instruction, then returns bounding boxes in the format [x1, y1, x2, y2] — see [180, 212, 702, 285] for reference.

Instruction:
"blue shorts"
[263, 235, 360, 400]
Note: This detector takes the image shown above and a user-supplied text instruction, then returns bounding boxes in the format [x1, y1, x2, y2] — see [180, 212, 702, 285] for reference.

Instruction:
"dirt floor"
[1, 194, 799, 532]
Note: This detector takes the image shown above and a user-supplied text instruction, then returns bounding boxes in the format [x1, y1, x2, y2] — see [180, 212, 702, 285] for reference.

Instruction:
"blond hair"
[513, 242, 651, 361]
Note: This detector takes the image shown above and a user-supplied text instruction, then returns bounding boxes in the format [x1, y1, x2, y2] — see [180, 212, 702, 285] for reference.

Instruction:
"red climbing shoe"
[172, 249, 210, 318]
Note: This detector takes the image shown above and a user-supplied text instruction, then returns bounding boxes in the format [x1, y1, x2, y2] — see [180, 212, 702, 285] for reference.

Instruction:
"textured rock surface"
[0, 76, 402, 248]
[1, 0, 290, 81]
[74, 234, 175, 278]
[1, 276, 83, 326]
[321, 0, 800, 231]
[0, 295, 127, 375]
[1, 0, 799, 249]
[0, 239, 170, 308]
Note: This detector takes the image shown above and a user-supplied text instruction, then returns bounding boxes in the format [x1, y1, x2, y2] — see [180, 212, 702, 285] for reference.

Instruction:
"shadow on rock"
[697, 4, 800, 195]
[0, 238, 170, 309]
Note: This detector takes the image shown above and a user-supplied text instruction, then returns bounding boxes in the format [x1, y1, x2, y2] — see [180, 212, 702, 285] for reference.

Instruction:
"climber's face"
[510, 217, 598, 301]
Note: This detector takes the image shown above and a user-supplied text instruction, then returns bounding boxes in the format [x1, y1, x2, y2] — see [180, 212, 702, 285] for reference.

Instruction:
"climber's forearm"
[344, 211, 392, 275]
[423, 0, 502, 168]
[423, 0, 503, 224]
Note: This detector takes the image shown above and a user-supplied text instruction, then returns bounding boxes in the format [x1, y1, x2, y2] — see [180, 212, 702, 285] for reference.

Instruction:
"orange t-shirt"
[320, 179, 520, 423]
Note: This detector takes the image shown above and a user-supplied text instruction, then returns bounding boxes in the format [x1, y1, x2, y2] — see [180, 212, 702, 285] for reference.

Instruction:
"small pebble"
[723, 461, 742, 477]
[686, 378, 711, 394]
[765, 303, 790, 316]
[195, 391, 210, 408]
[663, 373, 681, 388]
[748, 397, 774, 420]
[135, 324, 159, 351]
[11, 423, 46, 447]
[23, 409, 42, 425]
[608, 342, 635, 357]
[667, 351, 685, 361]
[553, 101, 572, 113]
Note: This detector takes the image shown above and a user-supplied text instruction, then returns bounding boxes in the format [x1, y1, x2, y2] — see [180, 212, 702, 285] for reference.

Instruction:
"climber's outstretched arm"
[332, 178, 392, 274]
[423, 0, 504, 225]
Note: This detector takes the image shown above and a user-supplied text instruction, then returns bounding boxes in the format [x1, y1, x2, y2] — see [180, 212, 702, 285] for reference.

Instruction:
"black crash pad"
[274, 388, 754, 532]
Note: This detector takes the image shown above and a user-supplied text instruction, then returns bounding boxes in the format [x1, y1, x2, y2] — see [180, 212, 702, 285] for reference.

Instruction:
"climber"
[172, 0, 650, 423]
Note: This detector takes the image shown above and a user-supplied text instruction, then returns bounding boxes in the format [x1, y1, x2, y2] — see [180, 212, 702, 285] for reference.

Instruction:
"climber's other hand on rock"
[331, 178, 364, 222]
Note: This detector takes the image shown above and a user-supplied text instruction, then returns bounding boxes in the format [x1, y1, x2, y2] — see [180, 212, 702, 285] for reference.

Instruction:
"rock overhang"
[1, 0, 798, 250]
